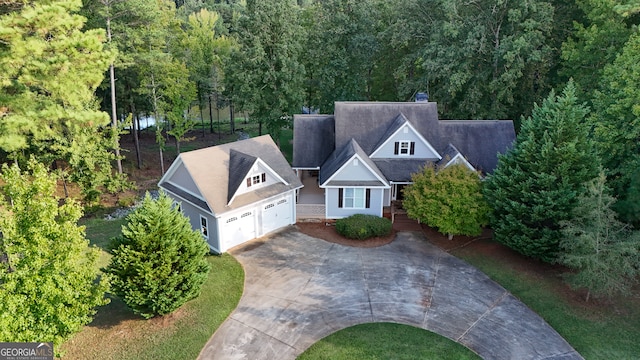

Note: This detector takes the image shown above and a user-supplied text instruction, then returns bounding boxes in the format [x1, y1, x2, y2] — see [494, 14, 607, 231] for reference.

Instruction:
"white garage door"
[222, 210, 256, 250]
[262, 197, 291, 235]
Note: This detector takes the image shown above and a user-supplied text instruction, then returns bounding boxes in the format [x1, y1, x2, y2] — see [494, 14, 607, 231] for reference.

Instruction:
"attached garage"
[158, 135, 303, 254]
[221, 210, 256, 251]
[261, 196, 292, 235]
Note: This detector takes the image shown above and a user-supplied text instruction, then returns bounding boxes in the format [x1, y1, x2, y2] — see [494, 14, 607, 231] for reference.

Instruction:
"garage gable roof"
[227, 149, 258, 203]
[160, 135, 302, 215]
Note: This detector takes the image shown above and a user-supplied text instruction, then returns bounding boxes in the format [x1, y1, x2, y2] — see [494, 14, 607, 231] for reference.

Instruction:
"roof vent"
[415, 92, 428, 102]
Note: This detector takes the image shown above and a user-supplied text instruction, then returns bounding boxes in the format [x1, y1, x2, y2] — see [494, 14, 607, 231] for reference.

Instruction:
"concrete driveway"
[199, 228, 582, 360]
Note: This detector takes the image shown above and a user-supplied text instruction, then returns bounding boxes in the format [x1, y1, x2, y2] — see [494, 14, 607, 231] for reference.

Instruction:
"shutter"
[394, 142, 399, 155]
[246, 178, 251, 187]
[365, 189, 371, 208]
[338, 188, 343, 208]
[261, 173, 266, 182]
[410, 142, 415, 155]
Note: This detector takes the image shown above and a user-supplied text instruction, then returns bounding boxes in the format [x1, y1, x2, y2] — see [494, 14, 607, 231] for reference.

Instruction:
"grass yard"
[451, 241, 640, 359]
[298, 323, 480, 360]
[60, 218, 244, 359]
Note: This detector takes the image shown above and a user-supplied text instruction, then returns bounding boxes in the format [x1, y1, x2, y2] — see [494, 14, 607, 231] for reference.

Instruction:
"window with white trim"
[246, 172, 266, 187]
[200, 215, 208, 239]
[338, 188, 371, 209]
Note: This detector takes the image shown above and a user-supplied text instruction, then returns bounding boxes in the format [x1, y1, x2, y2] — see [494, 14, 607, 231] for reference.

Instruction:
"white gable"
[443, 153, 476, 172]
[370, 122, 441, 159]
[161, 158, 206, 201]
[322, 154, 387, 185]
[229, 158, 289, 204]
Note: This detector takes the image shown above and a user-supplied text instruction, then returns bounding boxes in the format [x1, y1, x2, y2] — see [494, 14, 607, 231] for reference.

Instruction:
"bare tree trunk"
[229, 99, 235, 134]
[130, 102, 142, 169]
[150, 73, 165, 175]
[107, 16, 123, 175]
[208, 94, 214, 134]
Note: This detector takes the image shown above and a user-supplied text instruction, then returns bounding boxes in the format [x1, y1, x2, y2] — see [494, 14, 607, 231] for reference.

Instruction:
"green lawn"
[61, 218, 244, 360]
[298, 323, 480, 360]
[452, 244, 640, 359]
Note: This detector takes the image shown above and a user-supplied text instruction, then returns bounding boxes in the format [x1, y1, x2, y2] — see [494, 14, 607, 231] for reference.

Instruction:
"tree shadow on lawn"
[88, 294, 140, 330]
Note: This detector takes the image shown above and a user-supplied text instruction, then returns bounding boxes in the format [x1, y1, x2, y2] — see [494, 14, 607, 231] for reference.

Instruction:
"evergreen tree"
[403, 163, 490, 239]
[559, 173, 640, 301]
[484, 81, 599, 262]
[106, 192, 210, 319]
[590, 31, 640, 225]
[0, 0, 126, 200]
[0, 160, 108, 345]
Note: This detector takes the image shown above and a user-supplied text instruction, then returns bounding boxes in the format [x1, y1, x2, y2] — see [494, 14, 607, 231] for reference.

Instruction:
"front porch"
[296, 170, 325, 219]
[295, 170, 412, 224]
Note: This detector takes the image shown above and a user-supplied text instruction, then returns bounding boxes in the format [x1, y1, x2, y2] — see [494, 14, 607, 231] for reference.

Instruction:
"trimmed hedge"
[335, 214, 392, 240]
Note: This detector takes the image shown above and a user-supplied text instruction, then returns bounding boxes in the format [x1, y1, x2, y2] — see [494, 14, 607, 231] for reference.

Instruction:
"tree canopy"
[404, 163, 490, 239]
[0, 160, 108, 345]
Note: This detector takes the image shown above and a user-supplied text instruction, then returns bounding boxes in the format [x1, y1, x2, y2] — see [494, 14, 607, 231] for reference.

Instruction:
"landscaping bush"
[335, 214, 392, 239]
[106, 192, 210, 319]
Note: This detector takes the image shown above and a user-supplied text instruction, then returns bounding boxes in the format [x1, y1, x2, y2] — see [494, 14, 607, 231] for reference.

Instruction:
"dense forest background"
[1, 0, 639, 223]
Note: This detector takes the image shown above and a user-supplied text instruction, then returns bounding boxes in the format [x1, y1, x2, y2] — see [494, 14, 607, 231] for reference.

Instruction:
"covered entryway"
[222, 211, 256, 250]
[262, 197, 291, 235]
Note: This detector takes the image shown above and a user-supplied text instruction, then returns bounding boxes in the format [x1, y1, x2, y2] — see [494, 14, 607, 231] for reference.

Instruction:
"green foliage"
[106, 192, 210, 319]
[0, 160, 108, 345]
[559, 173, 640, 301]
[590, 31, 640, 225]
[389, 0, 555, 120]
[484, 81, 600, 262]
[560, 0, 633, 102]
[403, 163, 489, 238]
[335, 214, 392, 240]
[225, 0, 305, 137]
[302, 0, 382, 112]
[0, 0, 128, 201]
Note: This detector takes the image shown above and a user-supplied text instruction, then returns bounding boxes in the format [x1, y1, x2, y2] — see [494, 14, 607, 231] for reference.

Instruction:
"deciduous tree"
[0, 160, 108, 345]
[403, 163, 490, 239]
[225, 0, 305, 139]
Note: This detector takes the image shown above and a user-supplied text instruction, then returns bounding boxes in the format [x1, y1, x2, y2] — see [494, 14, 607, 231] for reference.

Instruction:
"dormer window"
[394, 141, 415, 155]
[246, 173, 266, 187]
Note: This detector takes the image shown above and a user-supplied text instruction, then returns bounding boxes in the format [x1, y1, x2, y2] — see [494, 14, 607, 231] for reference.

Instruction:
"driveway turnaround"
[199, 228, 583, 360]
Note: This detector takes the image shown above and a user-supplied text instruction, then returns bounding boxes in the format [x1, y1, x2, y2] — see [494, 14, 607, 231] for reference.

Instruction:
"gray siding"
[331, 158, 380, 182]
[372, 128, 439, 159]
[325, 187, 384, 219]
[168, 165, 200, 195]
[165, 190, 220, 253]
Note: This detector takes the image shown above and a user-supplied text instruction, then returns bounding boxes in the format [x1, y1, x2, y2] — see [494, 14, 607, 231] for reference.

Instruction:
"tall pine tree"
[484, 81, 599, 262]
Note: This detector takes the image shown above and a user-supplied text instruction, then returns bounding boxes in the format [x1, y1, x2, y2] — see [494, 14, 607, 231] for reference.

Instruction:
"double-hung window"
[338, 188, 371, 209]
[200, 215, 208, 239]
[394, 141, 415, 155]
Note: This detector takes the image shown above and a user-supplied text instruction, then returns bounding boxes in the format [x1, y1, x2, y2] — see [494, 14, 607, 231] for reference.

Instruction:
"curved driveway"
[199, 228, 582, 360]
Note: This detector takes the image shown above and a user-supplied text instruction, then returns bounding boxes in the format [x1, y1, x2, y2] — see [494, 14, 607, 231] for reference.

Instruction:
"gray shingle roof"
[373, 159, 436, 182]
[319, 138, 387, 186]
[160, 135, 302, 215]
[292, 114, 335, 168]
[227, 149, 257, 203]
[293, 101, 516, 181]
[371, 113, 409, 154]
